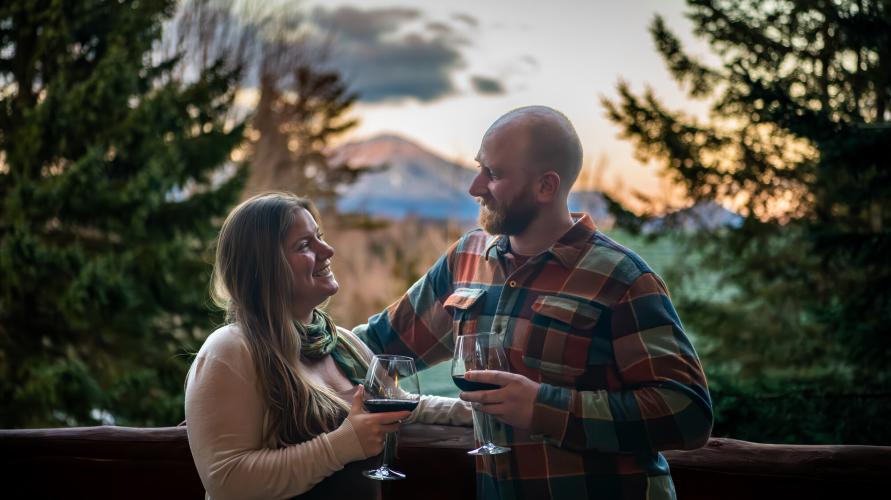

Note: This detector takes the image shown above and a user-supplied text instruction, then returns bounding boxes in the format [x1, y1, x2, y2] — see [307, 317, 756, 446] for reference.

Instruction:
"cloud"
[470, 75, 505, 95]
[451, 13, 478, 27]
[311, 7, 419, 43]
[309, 6, 468, 103]
[426, 21, 453, 36]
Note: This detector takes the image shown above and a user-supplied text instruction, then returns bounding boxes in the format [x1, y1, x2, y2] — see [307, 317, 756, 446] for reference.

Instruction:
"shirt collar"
[483, 233, 505, 261]
[483, 213, 597, 268]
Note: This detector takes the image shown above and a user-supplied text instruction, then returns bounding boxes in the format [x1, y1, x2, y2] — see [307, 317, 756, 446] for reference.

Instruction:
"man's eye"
[317, 232, 325, 241]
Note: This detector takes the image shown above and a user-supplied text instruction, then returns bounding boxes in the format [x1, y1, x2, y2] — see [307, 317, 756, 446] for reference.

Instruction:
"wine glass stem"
[482, 410, 495, 446]
[472, 406, 495, 446]
[381, 432, 395, 470]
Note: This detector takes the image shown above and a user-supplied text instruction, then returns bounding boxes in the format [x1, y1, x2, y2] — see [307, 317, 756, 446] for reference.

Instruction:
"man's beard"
[478, 189, 537, 235]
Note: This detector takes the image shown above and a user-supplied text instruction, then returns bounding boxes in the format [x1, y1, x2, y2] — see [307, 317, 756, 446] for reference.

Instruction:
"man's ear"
[534, 171, 561, 202]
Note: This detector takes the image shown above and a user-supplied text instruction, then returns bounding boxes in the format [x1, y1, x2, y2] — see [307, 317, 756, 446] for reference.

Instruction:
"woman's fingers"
[369, 411, 411, 423]
[347, 401, 412, 458]
[380, 422, 402, 433]
[350, 385, 366, 414]
[367, 410, 410, 434]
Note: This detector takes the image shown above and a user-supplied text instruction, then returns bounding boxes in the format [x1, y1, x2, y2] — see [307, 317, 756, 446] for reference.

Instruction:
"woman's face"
[284, 208, 338, 320]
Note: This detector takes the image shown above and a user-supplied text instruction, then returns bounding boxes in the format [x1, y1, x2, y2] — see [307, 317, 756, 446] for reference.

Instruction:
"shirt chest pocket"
[444, 288, 487, 336]
[522, 295, 602, 384]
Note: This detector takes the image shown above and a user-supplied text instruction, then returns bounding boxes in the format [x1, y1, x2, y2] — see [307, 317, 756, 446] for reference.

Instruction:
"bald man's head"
[485, 106, 583, 194]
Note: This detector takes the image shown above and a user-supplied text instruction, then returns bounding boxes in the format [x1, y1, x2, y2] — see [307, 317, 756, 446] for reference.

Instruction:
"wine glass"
[362, 354, 420, 480]
[452, 332, 511, 455]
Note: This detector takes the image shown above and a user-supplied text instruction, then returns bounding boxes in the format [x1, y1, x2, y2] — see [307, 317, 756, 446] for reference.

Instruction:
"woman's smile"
[312, 261, 333, 278]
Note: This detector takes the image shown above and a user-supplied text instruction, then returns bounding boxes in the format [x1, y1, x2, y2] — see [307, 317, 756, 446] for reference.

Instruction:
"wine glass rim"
[372, 354, 415, 361]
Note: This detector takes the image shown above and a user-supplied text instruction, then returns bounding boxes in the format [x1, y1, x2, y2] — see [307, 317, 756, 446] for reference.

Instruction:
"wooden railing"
[1, 424, 889, 499]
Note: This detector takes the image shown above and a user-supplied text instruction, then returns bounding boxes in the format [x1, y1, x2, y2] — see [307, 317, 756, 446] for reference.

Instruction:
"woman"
[185, 192, 470, 500]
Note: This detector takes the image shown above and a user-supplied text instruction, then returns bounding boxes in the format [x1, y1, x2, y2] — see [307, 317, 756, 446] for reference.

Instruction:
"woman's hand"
[346, 385, 411, 457]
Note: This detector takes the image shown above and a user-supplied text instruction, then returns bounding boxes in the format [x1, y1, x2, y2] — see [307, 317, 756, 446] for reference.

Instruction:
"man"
[355, 106, 712, 499]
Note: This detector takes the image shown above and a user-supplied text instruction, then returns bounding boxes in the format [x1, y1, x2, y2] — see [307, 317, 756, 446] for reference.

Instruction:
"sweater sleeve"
[407, 395, 473, 426]
[185, 332, 367, 500]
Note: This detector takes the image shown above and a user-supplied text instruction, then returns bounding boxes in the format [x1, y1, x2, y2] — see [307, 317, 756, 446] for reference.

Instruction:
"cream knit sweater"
[185, 324, 471, 500]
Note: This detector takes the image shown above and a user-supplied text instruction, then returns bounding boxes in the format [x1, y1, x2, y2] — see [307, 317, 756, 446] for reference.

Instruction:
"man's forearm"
[354, 250, 457, 367]
[531, 382, 713, 454]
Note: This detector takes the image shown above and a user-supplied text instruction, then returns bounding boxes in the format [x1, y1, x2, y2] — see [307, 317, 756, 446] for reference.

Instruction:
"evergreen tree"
[0, 0, 245, 426]
[173, 0, 363, 206]
[245, 50, 361, 205]
[604, 0, 890, 442]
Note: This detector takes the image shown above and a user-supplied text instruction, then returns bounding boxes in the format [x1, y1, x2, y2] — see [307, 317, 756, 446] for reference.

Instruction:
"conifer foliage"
[605, 0, 890, 442]
[0, 0, 246, 426]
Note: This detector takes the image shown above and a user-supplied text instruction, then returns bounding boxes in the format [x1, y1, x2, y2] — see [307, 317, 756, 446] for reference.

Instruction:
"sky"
[239, 0, 717, 212]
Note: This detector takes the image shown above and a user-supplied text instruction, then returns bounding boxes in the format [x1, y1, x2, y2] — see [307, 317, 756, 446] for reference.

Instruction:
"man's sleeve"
[353, 240, 459, 369]
[530, 272, 713, 453]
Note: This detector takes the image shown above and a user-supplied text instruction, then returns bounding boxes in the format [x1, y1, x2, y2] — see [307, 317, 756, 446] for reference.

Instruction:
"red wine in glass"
[452, 375, 500, 392]
[362, 355, 420, 481]
[451, 332, 511, 455]
[364, 399, 419, 413]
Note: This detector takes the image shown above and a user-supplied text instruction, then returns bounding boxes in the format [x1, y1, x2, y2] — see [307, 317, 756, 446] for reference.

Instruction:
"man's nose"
[468, 172, 488, 197]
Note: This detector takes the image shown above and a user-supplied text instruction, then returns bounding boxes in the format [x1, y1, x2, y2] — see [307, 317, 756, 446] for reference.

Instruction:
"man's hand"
[458, 370, 540, 430]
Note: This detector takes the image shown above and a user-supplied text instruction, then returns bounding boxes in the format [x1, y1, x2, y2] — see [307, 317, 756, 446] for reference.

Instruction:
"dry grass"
[324, 216, 470, 328]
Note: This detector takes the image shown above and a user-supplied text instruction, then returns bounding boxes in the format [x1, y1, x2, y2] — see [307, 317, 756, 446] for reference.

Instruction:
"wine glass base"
[363, 467, 406, 480]
[468, 443, 511, 455]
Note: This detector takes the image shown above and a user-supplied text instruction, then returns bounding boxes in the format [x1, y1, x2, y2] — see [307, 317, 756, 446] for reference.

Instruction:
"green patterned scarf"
[295, 309, 368, 385]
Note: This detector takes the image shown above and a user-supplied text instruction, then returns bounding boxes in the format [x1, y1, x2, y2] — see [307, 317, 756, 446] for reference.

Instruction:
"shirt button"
[509, 280, 518, 288]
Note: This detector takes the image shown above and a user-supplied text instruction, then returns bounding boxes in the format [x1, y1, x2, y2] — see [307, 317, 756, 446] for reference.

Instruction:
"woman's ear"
[534, 171, 561, 203]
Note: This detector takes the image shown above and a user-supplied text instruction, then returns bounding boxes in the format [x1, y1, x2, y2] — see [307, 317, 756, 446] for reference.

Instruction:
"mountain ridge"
[334, 134, 616, 225]
[332, 134, 742, 233]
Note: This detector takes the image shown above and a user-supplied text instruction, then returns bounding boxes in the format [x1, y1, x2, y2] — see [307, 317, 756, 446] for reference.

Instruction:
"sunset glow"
[243, 0, 717, 213]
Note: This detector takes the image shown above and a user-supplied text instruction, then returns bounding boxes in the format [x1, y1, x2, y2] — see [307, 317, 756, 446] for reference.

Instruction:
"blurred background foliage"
[603, 0, 891, 444]
[1, 0, 889, 445]
[0, 0, 247, 426]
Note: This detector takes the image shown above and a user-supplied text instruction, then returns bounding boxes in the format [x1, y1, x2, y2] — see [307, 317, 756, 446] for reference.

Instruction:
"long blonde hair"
[211, 192, 349, 446]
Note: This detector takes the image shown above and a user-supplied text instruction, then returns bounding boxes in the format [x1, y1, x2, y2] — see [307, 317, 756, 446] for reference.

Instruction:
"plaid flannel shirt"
[355, 214, 712, 500]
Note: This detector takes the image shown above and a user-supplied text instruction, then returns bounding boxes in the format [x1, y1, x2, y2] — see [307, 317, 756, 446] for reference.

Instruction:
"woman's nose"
[317, 238, 335, 260]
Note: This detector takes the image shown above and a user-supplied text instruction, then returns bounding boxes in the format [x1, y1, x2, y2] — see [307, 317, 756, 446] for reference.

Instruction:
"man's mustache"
[476, 197, 495, 208]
